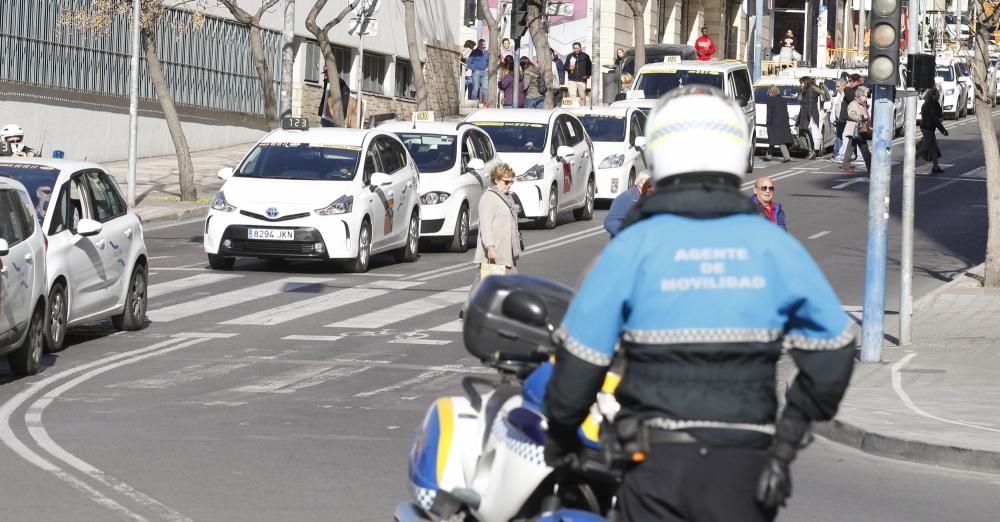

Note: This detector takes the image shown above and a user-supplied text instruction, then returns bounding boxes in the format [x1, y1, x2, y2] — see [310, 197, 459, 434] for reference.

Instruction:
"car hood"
[221, 177, 357, 213]
[418, 169, 466, 193]
[496, 152, 548, 176]
[593, 141, 628, 162]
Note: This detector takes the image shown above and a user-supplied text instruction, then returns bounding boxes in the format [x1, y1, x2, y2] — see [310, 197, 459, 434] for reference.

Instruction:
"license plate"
[758, 127, 768, 138]
[247, 228, 294, 241]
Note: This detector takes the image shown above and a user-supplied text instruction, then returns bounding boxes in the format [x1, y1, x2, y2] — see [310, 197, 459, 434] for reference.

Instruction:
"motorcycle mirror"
[502, 290, 550, 329]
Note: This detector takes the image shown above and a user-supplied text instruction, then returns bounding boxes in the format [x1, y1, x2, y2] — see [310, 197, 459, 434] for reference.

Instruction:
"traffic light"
[511, 0, 528, 40]
[868, 0, 903, 85]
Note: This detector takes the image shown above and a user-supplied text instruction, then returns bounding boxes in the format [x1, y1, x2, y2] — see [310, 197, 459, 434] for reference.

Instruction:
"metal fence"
[0, 0, 281, 116]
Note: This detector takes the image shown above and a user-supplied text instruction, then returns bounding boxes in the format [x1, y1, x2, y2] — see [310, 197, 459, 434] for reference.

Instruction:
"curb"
[136, 205, 209, 230]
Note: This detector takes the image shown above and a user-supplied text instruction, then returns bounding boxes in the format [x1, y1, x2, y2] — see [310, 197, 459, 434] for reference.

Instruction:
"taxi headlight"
[315, 195, 353, 216]
[599, 154, 625, 169]
[945, 88, 956, 95]
[211, 191, 236, 212]
[517, 164, 545, 181]
[421, 191, 450, 205]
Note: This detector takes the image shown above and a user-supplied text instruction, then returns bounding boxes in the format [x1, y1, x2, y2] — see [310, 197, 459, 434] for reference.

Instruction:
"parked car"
[0, 175, 47, 375]
[465, 109, 596, 229]
[918, 60, 970, 120]
[571, 106, 648, 201]
[615, 44, 698, 76]
[753, 76, 835, 155]
[956, 61, 975, 114]
[0, 159, 149, 353]
[378, 121, 499, 252]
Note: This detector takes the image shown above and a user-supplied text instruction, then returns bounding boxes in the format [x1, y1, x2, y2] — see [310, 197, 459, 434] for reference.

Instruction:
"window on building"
[395, 59, 416, 99]
[304, 42, 321, 84]
[362, 53, 387, 94]
[329, 45, 353, 85]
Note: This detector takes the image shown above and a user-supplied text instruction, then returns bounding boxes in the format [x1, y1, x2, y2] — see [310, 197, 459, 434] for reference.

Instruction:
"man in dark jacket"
[319, 65, 351, 128]
[796, 77, 823, 160]
[564, 42, 592, 105]
[751, 176, 787, 230]
[604, 174, 652, 237]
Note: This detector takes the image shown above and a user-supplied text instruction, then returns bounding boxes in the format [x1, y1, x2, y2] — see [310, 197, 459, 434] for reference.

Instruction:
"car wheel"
[573, 176, 595, 221]
[112, 264, 147, 331]
[535, 185, 558, 229]
[9, 302, 44, 376]
[394, 211, 420, 263]
[344, 219, 372, 273]
[45, 282, 67, 353]
[208, 253, 235, 270]
[447, 205, 470, 253]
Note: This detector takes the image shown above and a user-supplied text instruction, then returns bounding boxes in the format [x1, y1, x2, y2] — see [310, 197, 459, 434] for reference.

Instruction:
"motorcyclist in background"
[1, 124, 37, 157]
[542, 86, 856, 522]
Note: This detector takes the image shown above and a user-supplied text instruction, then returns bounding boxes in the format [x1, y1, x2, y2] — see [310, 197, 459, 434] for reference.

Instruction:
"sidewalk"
[815, 265, 1000, 474]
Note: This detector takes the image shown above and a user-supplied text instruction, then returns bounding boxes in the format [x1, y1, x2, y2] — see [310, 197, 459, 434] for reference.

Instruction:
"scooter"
[394, 275, 621, 522]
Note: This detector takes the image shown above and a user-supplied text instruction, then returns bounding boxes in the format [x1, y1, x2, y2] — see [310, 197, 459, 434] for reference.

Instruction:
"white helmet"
[1, 124, 24, 142]
[644, 86, 750, 184]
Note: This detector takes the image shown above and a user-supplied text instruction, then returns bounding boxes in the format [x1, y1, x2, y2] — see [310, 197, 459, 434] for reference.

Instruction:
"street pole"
[126, 0, 140, 208]
[591, 0, 600, 108]
[858, 0, 867, 56]
[280, 0, 294, 119]
[753, 0, 763, 82]
[358, 35, 365, 128]
[861, 83, 895, 363]
[900, 1, 920, 346]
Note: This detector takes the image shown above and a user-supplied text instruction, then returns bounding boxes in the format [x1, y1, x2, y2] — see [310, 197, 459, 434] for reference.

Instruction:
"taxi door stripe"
[147, 277, 330, 323]
[325, 287, 469, 329]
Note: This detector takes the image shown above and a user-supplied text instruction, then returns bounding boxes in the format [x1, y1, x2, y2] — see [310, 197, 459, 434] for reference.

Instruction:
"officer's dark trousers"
[618, 443, 777, 522]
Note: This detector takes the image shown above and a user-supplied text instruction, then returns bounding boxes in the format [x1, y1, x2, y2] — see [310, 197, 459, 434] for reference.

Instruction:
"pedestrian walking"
[830, 79, 847, 161]
[751, 176, 786, 230]
[917, 88, 948, 174]
[695, 27, 717, 61]
[564, 42, 592, 105]
[461, 40, 476, 101]
[796, 77, 823, 160]
[841, 85, 872, 173]
[551, 50, 566, 106]
[499, 56, 525, 108]
[468, 39, 490, 107]
[543, 86, 854, 522]
[835, 74, 863, 161]
[763, 85, 793, 163]
[603, 173, 652, 237]
[520, 57, 546, 109]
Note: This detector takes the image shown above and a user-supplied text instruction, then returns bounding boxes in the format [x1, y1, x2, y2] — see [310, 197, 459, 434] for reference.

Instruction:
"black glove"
[942, 129, 949, 136]
[544, 423, 582, 468]
[756, 457, 792, 509]
[756, 407, 811, 510]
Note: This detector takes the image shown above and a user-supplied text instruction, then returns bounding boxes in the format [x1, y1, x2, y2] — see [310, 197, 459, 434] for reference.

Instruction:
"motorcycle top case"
[463, 274, 574, 362]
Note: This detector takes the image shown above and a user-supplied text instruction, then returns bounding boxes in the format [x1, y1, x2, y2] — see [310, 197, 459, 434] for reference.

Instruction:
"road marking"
[148, 277, 331, 322]
[148, 273, 243, 298]
[892, 353, 1000, 433]
[354, 368, 454, 398]
[232, 364, 369, 394]
[172, 332, 239, 339]
[108, 362, 255, 390]
[173, 261, 208, 269]
[148, 256, 175, 260]
[808, 231, 830, 239]
[149, 267, 209, 272]
[388, 338, 453, 345]
[222, 280, 423, 326]
[349, 272, 405, 277]
[918, 178, 962, 196]
[326, 287, 468, 329]
[832, 178, 868, 189]
[429, 320, 463, 333]
[282, 335, 345, 342]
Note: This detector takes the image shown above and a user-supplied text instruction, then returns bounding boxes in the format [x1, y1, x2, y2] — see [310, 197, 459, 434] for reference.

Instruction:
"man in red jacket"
[695, 27, 716, 61]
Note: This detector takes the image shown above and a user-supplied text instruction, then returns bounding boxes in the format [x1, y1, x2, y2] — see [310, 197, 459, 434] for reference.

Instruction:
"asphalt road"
[0, 110, 998, 521]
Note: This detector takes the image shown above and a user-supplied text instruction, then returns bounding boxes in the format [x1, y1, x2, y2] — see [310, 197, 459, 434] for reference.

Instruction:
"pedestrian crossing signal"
[868, 0, 902, 86]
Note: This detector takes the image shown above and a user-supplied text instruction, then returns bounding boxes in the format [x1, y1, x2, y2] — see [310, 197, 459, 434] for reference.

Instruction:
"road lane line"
[918, 178, 962, 196]
[892, 353, 1000, 434]
[808, 231, 830, 239]
[282, 335, 345, 342]
[354, 368, 455, 398]
[428, 320, 463, 333]
[148, 277, 331, 322]
[232, 364, 370, 394]
[107, 362, 255, 390]
[388, 338, 453, 345]
[326, 287, 468, 329]
[148, 273, 243, 299]
[832, 178, 868, 189]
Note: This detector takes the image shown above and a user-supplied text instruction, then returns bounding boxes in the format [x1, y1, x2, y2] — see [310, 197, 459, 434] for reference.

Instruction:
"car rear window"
[0, 162, 59, 223]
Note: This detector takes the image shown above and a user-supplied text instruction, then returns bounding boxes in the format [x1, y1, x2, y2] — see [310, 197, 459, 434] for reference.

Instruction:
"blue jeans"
[525, 96, 545, 109]
[471, 70, 488, 103]
[464, 77, 473, 100]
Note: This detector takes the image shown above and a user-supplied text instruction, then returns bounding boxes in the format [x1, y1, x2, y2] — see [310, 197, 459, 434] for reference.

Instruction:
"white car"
[206, 119, 421, 273]
[753, 77, 835, 154]
[0, 176, 46, 375]
[609, 97, 658, 116]
[0, 159, 147, 354]
[379, 121, 499, 252]
[956, 61, 975, 114]
[919, 61, 969, 120]
[464, 109, 596, 229]
[782, 66, 907, 135]
[572, 106, 648, 201]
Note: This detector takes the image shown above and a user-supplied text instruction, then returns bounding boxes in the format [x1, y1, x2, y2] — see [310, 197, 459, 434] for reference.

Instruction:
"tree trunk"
[479, 0, 500, 107]
[527, 1, 554, 108]
[975, 4, 1000, 286]
[249, 23, 279, 127]
[141, 28, 197, 202]
[402, 0, 428, 111]
[627, 1, 649, 72]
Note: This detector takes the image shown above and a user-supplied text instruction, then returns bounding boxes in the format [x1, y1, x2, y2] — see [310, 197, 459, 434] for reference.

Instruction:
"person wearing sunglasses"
[751, 176, 786, 230]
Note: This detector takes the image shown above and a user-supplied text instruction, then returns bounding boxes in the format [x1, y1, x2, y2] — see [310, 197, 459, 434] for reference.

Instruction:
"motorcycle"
[395, 275, 622, 522]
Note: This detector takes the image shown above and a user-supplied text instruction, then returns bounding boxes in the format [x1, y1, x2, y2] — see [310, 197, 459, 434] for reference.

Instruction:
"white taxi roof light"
[281, 117, 310, 131]
[625, 90, 645, 100]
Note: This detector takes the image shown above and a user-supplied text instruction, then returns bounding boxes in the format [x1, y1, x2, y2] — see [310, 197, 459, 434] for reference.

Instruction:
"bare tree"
[526, 1, 554, 108]
[477, 0, 500, 107]
[624, 0, 649, 72]
[974, 0, 1000, 285]
[305, 0, 362, 127]
[218, 1, 280, 128]
[401, 0, 428, 111]
[59, 0, 201, 201]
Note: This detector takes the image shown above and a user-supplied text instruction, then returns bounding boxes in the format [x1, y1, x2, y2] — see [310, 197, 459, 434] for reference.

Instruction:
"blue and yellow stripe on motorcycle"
[410, 397, 454, 490]
[435, 397, 454, 483]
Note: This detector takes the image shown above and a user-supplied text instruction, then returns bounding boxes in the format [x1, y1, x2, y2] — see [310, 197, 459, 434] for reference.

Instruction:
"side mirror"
[822, 101, 832, 111]
[77, 219, 103, 237]
[0, 239, 9, 257]
[502, 290, 550, 329]
[370, 172, 393, 187]
[556, 145, 575, 160]
[217, 167, 235, 180]
[466, 158, 486, 171]
[634, 136, 647, 148]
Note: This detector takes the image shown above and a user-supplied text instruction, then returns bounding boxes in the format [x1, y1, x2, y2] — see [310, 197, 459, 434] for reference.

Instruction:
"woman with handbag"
[763, 85, 793, 163]
[841, 86, 873, 174]
[916, 88, 948, 174]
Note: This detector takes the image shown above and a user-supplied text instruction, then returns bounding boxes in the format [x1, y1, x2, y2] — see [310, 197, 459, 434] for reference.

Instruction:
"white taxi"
[0, 176, 46, 375]
[464, 109, 595, 229]
[378, 121, 499, 252]
[918, 60, 969, 120]
[571, 106, 648, 201]
[205, 118, 421, 273]
[609, 97, 658, 116]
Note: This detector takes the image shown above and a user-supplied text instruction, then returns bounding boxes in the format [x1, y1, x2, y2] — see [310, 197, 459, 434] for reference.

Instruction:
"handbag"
[858, 120, 872, 138]
[479, 263, 507, 279]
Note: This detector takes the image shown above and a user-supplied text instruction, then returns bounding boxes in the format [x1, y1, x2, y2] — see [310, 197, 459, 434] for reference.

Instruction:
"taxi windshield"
[754, 85, 801, 105]
[396, 133, 457, 173]
[236, 143, 360, 181]
[634, 70, 725, 98]
[472, 122, 547, 153]
[0, 163, 59, 223]
[579, 115, 626, 142]
[936, 67, 954, 82]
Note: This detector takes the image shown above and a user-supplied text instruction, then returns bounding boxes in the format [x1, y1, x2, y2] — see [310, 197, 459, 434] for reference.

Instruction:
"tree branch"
[324, 0, 362, 34]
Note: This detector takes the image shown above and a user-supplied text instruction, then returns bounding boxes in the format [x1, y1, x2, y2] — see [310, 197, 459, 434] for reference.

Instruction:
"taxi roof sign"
[412, 111, 435, 123]
[281, 117, 309, 131]
[663, 55, 681, 63]
[561, 98, 582, 108]
[625, 89, 646, 100]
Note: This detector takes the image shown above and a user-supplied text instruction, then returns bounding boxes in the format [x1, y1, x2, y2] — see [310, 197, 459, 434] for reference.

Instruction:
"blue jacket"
[751, 194, 786, 230]
[603, 186, 641, 236]
[545, 185, 853, 448]
[467, 48, 488, 71]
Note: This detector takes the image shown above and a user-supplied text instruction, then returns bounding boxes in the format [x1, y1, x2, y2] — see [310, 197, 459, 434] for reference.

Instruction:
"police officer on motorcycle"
[542, 86, 855, 522]
[0, 124, 36, 157]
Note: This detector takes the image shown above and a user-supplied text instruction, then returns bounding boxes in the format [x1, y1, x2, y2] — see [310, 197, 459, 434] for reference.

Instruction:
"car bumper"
[418, 197, 461, 237]
[508, 180, 549, 218]
[595, 165, 631, 200]
[204, 210, 360, 260]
